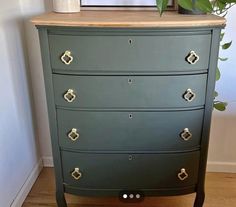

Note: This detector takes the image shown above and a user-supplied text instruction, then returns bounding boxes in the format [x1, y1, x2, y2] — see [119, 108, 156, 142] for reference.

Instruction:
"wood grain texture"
[31, 11, 225, 28]
[23, 168, 236, 207]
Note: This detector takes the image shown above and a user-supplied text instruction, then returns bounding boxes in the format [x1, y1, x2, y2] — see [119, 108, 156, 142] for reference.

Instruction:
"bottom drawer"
[62, 151, 199, 190]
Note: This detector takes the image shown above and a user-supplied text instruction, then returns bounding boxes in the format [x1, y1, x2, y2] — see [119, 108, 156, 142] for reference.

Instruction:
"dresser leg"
[194, 191, 205, 207]
[56, 191, 67, 207]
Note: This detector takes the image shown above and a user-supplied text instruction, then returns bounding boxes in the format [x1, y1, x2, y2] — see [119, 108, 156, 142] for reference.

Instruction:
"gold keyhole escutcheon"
[71, 168, 82, 180]
[64, 89, 76, 103]
[68, 128, 80, 141]
[178, 168, 189, 181]
[180, 128, 192, 141]
[186, 51, 200, 65]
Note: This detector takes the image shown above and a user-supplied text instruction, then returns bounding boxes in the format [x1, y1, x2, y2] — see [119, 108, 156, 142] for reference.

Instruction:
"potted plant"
[157, 0, 236, 15]
[157, 0, 235, 111]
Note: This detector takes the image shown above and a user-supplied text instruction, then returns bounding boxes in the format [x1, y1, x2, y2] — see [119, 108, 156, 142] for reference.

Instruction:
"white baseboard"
[11, 159, 43, 207]
[42, 156, 54, 167]
[43, 156, 236, 173]
[207, 161, 236, 173]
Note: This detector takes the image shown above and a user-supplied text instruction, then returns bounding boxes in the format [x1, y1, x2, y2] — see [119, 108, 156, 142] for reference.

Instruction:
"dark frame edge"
[194, 28, 222, 207]
[38, 28, 67, 207]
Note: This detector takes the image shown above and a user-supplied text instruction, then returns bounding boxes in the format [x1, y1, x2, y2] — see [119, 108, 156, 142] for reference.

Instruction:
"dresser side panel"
[38, 28, 65, 199]
[197, 28, 222, 193]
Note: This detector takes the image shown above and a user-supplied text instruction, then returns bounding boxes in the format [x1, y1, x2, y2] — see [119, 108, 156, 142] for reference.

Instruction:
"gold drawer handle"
[71, 168, 82, 180]
[68, 128, 80, 141]
[180, 128, 192, 141]
[183, 89, 196, 102]
[186, 51, 200, 65]
[61, 50, 73, 65]
[64, 89, 76, 103]
[178, 168, 189, 181]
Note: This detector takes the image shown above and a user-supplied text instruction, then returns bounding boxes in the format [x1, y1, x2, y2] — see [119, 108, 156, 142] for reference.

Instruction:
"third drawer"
[57, 109, 204, 151]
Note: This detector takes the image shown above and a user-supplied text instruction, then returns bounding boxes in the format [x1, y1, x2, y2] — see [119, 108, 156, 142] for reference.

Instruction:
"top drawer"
[48, 32, 211, 73]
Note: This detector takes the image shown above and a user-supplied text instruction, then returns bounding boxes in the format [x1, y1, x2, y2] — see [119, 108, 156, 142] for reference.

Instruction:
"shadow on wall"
[2, 16, 39, 160]
[1, 0, 53, 166]
[20, 0, 54, 160]
[0, 3, 43, 205]
[1, 0, 55, 160]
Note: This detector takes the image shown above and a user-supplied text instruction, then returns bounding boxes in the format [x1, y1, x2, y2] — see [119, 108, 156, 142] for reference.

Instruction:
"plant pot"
[53, 0, 80, 13]
[178, 0, 206, 15]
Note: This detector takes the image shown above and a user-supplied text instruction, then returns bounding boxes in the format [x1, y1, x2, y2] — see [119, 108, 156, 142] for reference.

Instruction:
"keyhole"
[129, 114, 133, 119]
[128, 78, 133, 84]
[129, 155, 133, 161]
[129, 39, 133, 44]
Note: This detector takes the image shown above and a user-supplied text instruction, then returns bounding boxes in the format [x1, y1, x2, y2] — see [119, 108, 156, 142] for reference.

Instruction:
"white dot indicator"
[123, 194, 128, 199]
[129, 194, 134, 199]
[136, 194, 141, 199]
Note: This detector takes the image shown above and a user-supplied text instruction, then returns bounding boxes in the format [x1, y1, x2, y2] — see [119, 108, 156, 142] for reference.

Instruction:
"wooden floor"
[23, 168, 236, 207]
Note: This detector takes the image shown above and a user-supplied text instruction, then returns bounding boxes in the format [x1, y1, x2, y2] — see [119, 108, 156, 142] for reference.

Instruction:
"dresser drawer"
[62, 151, 199, 189]
[49, 33, 211, 73]
[53, 74, 207, 108]
[57, 109, 203, 151]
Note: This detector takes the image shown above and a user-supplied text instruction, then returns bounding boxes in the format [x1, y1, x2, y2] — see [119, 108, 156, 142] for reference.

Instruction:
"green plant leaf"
[222, 41, 232, 49]
[214, 101, 227, 111]
[195, 0, 213, 13]
[215, 0, 227, 12]
[156, 0, 169, 15]
[223, 0, 236, 3]
[219, 57, 228, 61]
[178, 0, 193, 11]
[216, 67, 221, 81]
[214, 91, 219, 98]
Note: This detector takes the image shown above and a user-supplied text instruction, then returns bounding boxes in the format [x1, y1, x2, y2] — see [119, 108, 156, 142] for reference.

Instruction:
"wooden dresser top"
[31, 11, 226, 28]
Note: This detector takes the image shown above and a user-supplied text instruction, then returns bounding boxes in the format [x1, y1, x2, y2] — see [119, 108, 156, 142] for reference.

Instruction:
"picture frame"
[80, 0, 177, 11]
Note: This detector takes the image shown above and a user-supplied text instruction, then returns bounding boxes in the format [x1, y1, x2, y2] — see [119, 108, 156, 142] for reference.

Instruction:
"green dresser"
[32, 11, 225, 207]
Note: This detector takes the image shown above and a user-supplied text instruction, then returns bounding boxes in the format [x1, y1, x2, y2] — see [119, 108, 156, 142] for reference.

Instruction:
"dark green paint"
[62, 151, 200, 189]
[53, 74, 207, 108]
[64, 184, 196, 197]
[36, 26, 223, 207]
[38, 28, 67, 207]
[57, 109, 204, 151]
[49, 33, 211, 73]
[193, 28, 222, 207]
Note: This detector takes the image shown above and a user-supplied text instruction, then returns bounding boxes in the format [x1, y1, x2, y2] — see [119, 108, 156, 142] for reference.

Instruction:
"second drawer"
[53, 74, 207, 108]
[57, 109, 204, 151]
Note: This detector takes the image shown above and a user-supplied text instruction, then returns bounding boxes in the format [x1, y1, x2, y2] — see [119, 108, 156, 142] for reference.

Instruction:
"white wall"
[22, 0, 54, 167]
[0, 0, 46, 206]
[207, 7, 236, 172]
